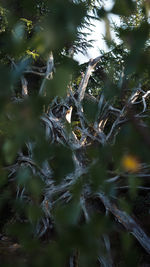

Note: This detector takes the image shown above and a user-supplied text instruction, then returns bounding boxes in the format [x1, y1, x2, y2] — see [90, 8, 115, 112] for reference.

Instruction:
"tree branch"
[39, 52, 54, 96]
[96, 191, 150, 254]
[77, 56, 101, 102]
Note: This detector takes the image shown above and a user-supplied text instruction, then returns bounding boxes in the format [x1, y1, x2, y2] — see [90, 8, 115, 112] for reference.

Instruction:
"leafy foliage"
[0, 0, 150, 266]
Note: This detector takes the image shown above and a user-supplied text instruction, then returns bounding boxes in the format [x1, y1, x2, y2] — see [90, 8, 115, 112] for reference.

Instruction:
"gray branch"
[39, 52, 54, 96]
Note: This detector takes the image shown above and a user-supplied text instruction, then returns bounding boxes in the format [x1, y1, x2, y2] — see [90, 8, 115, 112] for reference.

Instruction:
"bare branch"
[97, 191, 150, 254]
[24, 70, 45, 76]
[77, 56, 101, 102]
[39, 52, 54, 95]
[21, 75, 28, 97]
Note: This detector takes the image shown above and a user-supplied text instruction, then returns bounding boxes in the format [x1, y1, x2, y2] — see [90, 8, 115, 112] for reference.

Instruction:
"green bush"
[0, 0, 150, 266]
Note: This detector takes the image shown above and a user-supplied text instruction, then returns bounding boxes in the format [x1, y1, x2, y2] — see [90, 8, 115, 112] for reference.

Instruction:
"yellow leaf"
[26, 50, 39, 60]
[121, 155, 140, 173]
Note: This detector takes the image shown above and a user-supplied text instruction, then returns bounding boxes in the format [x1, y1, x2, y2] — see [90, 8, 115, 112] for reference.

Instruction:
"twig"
[115, 186, 150, 190]
[24, 70, 45, 76]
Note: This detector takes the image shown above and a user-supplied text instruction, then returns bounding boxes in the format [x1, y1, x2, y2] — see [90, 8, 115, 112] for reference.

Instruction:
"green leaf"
[112, 0, 136, 16]
[3, 139, 18, 164]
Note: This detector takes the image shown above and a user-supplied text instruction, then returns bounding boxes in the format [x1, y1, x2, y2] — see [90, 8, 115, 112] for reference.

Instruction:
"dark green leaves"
[1, 1, 150, 266]
[49, 145, 74, 183]
[97, 0, 136, 19]
[45, 0, 87, 51]
[112, 0, 136, 16]
[83, 97, 98, 122]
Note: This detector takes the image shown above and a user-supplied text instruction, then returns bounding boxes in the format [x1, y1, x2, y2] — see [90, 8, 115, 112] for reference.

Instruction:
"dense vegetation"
[0, 0, 150, 266]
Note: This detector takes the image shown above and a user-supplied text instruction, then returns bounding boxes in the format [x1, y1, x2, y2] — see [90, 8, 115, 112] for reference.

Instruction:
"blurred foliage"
[0, 0, 150, 266]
